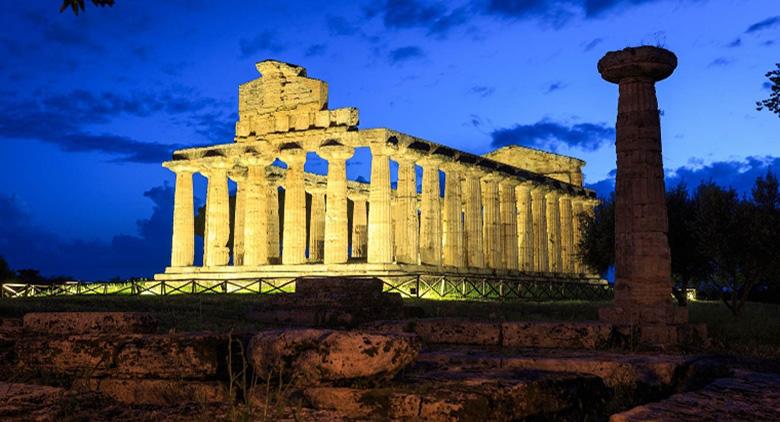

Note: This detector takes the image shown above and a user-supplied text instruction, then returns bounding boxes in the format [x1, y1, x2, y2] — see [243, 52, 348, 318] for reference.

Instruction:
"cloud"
[583, 37, 603, 51]
[726, 38, 741, 48]
[745, 16, 780, 33]
[545, 81, 565, 93]
[305, 44, 327, 57]
[707, 57, 732, 67]
[470, 85, 495, 97]
[239, 32, 286, 58]
[0, 184, 188, 280]
[0, 89, 227, 163]
[582, 0, 659, 17]
[327, 16, 360, 36]
[366, 0, 469, 35]
[389, 46, 425, 64]
[490, 119, 614, 152]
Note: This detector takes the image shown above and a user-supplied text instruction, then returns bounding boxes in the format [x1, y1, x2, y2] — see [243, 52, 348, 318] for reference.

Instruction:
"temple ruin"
[155, 60, 599, 284]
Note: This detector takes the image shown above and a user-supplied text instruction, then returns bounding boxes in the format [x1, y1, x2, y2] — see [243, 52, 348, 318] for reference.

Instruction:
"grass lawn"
[1, 295, 778, 359]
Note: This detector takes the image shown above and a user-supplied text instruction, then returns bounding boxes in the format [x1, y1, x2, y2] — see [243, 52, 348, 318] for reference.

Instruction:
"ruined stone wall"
[484, 145, 585, 186]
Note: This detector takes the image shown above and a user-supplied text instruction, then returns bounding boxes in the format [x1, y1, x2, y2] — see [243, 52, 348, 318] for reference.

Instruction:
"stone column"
[462, 170, 485, 268]
[571, 198, 585, 273]
[267, 178, 281, 262]
[395, 157, 419, 264]
[242, 156, 274, 267]
[481, 175, 502, 269]
[559, 194, 574, 274]
[320, 143, 354, 264]
[308, 191, 325, 262]
[515, 182, 534, 272]
[419, 158, 442, 266]
[499, 179, 519, 271]
[230, 170, 247, 266]
[280, 147, 307, 265]
[351, 198, 368, 258]
[530, 186, 548, 272]
[165, 163, 195, 267]
[367, 141, 395, 263]
[441, 163, 464, 267]
[545, 190, 562, 273]
[203, 161, 231, 267]
[598, 46, 683, 325]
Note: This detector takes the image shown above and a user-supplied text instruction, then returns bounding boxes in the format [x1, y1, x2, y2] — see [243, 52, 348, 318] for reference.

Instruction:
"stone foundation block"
[501, 321, 613, 349]
[23, 312, 158, 335]
[74, 378, 226, 405]
[414, 319, 501, 346]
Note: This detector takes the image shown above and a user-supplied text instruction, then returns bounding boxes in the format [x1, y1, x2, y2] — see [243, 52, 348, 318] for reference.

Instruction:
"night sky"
[0, 0, 777, 280]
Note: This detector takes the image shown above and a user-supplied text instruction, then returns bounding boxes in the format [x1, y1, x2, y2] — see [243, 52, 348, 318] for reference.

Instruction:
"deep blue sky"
[0, 0, 777, 280]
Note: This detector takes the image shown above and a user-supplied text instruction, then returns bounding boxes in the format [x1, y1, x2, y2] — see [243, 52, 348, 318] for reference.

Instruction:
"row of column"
[167, 147, 596, 273]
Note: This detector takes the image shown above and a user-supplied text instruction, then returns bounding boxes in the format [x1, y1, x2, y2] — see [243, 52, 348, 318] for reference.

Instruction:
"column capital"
[464, 167, 487, 178]
[240, 153, 275, 167]
[278, 144, 307, 165]
[418, 154, 446, 168]
[199, 157, 232, 177]
[319, 141, 355, 161]
[369, 139, 398, 156]
[163, 160, 199, 174]
[439, 161, 463, 173]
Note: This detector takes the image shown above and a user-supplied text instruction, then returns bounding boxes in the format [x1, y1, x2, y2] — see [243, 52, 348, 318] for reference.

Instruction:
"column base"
[599, 303, 707, 348]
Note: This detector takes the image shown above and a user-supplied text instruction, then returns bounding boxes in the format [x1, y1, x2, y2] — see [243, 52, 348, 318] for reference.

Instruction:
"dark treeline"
[579, 171, 780, 316]
[0, 258, 76, 285]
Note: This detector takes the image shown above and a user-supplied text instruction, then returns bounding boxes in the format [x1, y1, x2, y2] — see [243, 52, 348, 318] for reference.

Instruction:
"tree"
[577, 193, 614, 276]
[757, 63, 780, 117]
[59, 0, 115, 15]
[16, 269, 46, 284]
[667, 183, 708, 306]
[0, 257, 15, 282]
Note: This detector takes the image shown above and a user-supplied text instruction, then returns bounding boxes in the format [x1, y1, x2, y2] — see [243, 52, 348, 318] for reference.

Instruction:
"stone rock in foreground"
[75, 378, 226, 405]
[364, 319, 501, 346]
[249, 329, 420, 384]
[501, 321, 613, 349]
[23, 312, 158, 335]
[17, 332, 227, 380]
[610, 371, 780, 421]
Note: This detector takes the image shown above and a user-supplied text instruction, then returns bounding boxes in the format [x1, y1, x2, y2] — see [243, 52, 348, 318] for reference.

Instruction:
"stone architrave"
[320, 143, 355, 264]
[499, 179, 519, 271]
[280, 146, 308, 265]
[165, 161, 197, 268]
[441, 162, 464, 267]
[242, 155, 275, 267]
[202, 159, 231, 267]
[351, 198, 368, 258]
[395, 157, 419, 264]
[367, 141, 395, 264]
[481, 175, 502, 269]
[419, 157, 443, 266]
[597, 46, 686, 326]
[462, 170, 485, 268]
[530, 186, 549, 272]
[515, 182, 534, 272]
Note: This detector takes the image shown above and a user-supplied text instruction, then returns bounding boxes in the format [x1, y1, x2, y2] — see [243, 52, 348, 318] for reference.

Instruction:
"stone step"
[74, 378, 227, 406]
[23, 312, 158, 335]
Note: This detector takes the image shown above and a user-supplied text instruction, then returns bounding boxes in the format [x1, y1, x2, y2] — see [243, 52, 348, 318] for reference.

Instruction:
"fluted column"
[482, 175, 502, 269]
[462, 170, 485, 268]
[166, 163, 195, 267]
[231, 171, 247, 266]
[419, 158, 442, 266]
[280, 147, 307, 265]
[309, 191, 325, 262]
[530, 186, 548, 272]
[203, 161, 231, 267]
[441, 163, 463, 267]
[515, 182, 534, 272]
[395, 157, 419, 264]
[320, 143, 354, 264]
[499, 179, 519, 271]
[546, 190, 562, 273]
[267, 179, 281, 262]
[351, 198, 368, 258]
[367, 141, 395, 263]
[571, 198, 585, 273]
[559, 195, 574, 274]
[242, 155, 274, 266]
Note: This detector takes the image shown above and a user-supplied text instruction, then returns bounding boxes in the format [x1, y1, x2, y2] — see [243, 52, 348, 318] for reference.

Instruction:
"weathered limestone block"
[501, 321, 613, 349]
[248, 329, 421, 384]
[74, 378, 226, 405]
[16, 333, 227, 379]
[365, 319, 501, 346]
[0, 382, 67, 420]
[23, 312, 158, 335]
[484, 144, 585, 186]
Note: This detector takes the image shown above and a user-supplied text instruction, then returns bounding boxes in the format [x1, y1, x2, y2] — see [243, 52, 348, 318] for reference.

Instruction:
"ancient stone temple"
[155, 60, 598, 283]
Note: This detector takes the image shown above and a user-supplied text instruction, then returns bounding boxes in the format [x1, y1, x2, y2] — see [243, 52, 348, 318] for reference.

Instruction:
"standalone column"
[559, 195, 574, 273]
[231, 171, 246, 266]
[531, 186, 548, 272]
[571, 198, 585, 274]
[309, 191, 325, 262]
[482, 175, 501, 269]
[321, 144, 354, 264]
[367, 142, 394, 263]
[351, 198, 368, 258]
[267, 180, 281, 262]
[242, 156, 274, 266]
[419, 158, 442, 266]
[462, 170, 484, 268]
[167, 164, 195, 267]
[515, 182, 534, 272]
[395, 157, 419, 264]
[499, 180, 519, 271]
[441, 163, 463, 267]
[280, 147, 307, 265]
[203, 163, 230, 267]
[598, 46, 682, 326]
[546, 190, 562, 273]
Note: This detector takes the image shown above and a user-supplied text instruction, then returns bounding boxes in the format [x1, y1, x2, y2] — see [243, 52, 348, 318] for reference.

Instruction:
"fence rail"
[1, 274, 613, 302]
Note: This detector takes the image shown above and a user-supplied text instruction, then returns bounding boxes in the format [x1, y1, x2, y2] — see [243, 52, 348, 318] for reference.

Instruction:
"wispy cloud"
[389, 45, 425, 64]
[490, 119, 614, 152]
[745, 15, 780, 33]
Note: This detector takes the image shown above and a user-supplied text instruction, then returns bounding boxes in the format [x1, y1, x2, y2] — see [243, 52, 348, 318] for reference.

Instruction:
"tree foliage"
[59, 0, 115, 15]
[579, 172, 780, 316]
[757, 63, 780, 117]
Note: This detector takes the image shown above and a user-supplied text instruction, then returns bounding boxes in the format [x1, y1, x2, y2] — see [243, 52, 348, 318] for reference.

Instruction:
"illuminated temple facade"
[155, 60, 599, 282]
